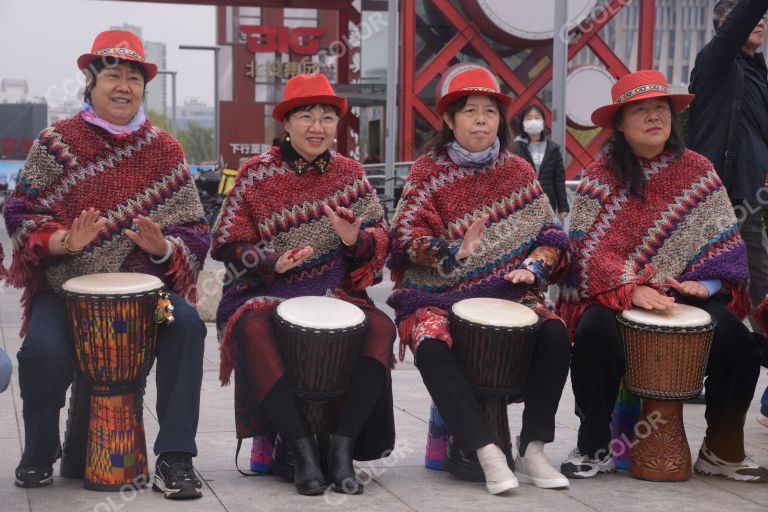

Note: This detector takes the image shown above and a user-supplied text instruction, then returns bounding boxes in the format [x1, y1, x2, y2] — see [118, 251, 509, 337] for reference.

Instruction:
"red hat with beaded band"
[272, 73, 348, 121]
[591, 69, 693, 129]
[436, 67, 512, 116]
[77, 30, 158, 82]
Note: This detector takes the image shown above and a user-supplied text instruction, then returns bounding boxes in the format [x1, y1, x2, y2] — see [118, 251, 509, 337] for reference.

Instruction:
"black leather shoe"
[328, 434, 363, 494]
[291, 437, 327, 496]
[270, 433, 296, 482]
[444, 439, 515, 482]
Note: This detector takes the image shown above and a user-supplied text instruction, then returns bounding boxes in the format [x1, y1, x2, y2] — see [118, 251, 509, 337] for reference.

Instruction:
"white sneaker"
[514, 438, 569, 489]
[693, 442, 768, 483]
[757, 413, 768, 429]
[560, 447, 616, 479]
[476, 444, 518, 494]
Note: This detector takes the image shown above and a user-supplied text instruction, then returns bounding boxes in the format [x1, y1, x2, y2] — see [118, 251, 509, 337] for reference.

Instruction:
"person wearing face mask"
[212, 73, 395, 496]
[387, 67, 571, 495]
[513, 105, 569, 223]
[4, 30, 210, 497]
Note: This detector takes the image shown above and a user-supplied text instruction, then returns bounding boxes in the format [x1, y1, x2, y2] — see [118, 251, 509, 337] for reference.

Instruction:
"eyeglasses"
[292, 113, 340, 127]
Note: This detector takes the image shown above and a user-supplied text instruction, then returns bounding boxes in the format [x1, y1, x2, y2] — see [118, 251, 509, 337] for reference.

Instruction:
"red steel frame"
[400, 0, 656, 178]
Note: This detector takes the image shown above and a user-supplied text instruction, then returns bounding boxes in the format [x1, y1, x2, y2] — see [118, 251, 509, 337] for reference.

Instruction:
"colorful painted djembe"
[63, 273, 174, 491]
[617, 305, 714, 482]
[270, 296, 367, 477]
[446, 298, 539, 480]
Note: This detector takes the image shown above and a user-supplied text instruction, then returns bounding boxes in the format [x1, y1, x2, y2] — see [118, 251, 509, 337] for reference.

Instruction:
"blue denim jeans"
[0, 348, 11, 393]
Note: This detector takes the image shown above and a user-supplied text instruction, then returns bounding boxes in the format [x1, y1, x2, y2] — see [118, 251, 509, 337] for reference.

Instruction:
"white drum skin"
[62, 272, 164, 295]
[620, 304, 712, 328]
[276, 296, 366, 330]
[451, 298, 538, 328]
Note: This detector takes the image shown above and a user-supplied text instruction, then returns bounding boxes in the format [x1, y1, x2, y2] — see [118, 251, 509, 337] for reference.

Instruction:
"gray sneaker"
[560, 448, 616, 479]
[693, 443, 768, 483]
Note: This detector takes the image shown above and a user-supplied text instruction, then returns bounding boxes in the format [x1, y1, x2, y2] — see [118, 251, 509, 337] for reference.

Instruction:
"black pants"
[415, 319, 571, 456]
[18, 291, 206, 466]
[260, 356, 387, 442]
[571, 299, 760, 461]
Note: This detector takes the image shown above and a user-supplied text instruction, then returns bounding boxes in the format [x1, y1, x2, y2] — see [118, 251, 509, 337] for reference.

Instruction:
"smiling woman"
[84, 60, 148, 126]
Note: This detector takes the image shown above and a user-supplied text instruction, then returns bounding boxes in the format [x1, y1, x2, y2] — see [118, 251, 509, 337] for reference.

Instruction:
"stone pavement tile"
[0, 382, 21, 437]
[0, 478, 32, 512]
[565, 471, 767, 512]
[701, 477, 768, 508]
[0, 437, 22, 476]
[189, 430, 242, 472]
[374, 466, 591, 512]
[202, 469, 415, 512]
[22, 474, 227, 512]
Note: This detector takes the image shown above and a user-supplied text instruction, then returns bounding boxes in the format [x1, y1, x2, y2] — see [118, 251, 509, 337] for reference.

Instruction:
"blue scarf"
[445, 137, 500, 167]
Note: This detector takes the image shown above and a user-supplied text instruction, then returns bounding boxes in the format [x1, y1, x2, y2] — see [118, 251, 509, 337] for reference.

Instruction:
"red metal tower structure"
[399, 0, 656, 178]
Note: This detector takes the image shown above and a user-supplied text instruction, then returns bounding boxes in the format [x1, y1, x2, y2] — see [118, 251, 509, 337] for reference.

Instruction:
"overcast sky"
[0, 0, 216, 105]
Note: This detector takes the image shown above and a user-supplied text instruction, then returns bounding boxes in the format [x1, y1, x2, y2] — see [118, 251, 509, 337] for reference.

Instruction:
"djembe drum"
[62, 273, 174, 491]
[272, 296, 367, 463]
[617, 305, 714, 482]
[446, 298, 539, 479]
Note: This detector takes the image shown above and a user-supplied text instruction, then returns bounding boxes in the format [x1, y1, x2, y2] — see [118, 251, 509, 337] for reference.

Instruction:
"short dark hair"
[713, 0, 738, 31]
[515, 104, 550, 139]
[604, 98, 685, 198]
[421, 95, 511, 154]
[83, 58, 148, 105]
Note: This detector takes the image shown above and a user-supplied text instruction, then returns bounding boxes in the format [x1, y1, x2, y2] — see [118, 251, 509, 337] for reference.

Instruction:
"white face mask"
[523, 118, 545, 135]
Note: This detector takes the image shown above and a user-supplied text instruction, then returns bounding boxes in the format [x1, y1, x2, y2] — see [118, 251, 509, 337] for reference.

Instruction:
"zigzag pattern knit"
[557, 148, 750, 333]
[211, 146, 389, 384]
[387, 150, 569, 356]
[3, 114, 210, 335]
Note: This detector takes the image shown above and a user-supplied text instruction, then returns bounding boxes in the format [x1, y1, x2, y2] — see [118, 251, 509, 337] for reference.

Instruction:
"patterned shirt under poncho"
[3, 114, 210, 335]
[387, 149, 569, 359]
[557, 148, 751, 334]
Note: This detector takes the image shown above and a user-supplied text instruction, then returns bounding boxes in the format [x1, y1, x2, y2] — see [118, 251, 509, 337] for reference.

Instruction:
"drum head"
[451, 298, 538, 328]
[276, 296, 366, 330]
[620, 304, 712, 328]
[62, 272, 164, 295]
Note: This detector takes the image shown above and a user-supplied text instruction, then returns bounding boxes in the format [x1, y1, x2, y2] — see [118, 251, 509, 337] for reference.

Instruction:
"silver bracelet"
[150, 239, 173, 264]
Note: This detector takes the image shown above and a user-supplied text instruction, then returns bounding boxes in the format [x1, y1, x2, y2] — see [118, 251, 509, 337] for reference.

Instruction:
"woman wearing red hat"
[5, 30, 210, 498]
[558, 69, 767, 482]
[387, 66, 571, 494]
[212, 73, 395, 496]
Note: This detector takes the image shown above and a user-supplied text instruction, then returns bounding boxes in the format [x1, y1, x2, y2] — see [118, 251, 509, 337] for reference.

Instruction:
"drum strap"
[234, 438, 266, 477]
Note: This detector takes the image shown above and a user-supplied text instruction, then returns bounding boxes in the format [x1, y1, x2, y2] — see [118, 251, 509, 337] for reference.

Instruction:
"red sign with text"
[240, 26, 325, 55]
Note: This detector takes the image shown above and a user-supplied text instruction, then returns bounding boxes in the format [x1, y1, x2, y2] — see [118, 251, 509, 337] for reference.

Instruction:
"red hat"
[591, 69, 693, 129]
[436, 67, 512, 116]
[77, 30, 158, 82]
[272, 73, 348, 121]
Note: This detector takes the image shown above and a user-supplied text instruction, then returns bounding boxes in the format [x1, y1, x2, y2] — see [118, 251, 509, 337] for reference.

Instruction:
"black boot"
[290, 437, 326, 496]
[328, 434, 363, 494]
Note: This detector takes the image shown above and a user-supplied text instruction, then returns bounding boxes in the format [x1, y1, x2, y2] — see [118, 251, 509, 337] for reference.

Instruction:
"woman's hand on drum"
[323, 204, 362, 246]
[276, 246, 314, 274]
[50, 208, 108, 255]
[125, 215, 169, 257]
[631, 285, 677, 310]
[665, 277, 709, 299]
[503, 269, 536, 285]
[457, 214, 490, 260]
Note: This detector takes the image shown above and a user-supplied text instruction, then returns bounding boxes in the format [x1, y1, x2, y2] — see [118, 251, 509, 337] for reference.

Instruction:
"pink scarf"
[81, 102, 147, 137]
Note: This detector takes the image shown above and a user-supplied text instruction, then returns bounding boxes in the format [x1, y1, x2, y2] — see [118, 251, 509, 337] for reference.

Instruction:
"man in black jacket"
[688, 0, 768, 478]
[689, 0, 768, 325]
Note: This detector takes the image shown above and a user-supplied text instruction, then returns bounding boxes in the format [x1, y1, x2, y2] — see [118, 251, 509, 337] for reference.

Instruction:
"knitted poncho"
[211, 146, 389, 384]
[557, 148, 750, 332]
[3, 114, 210, 335]
[387, 150, 569, 356]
